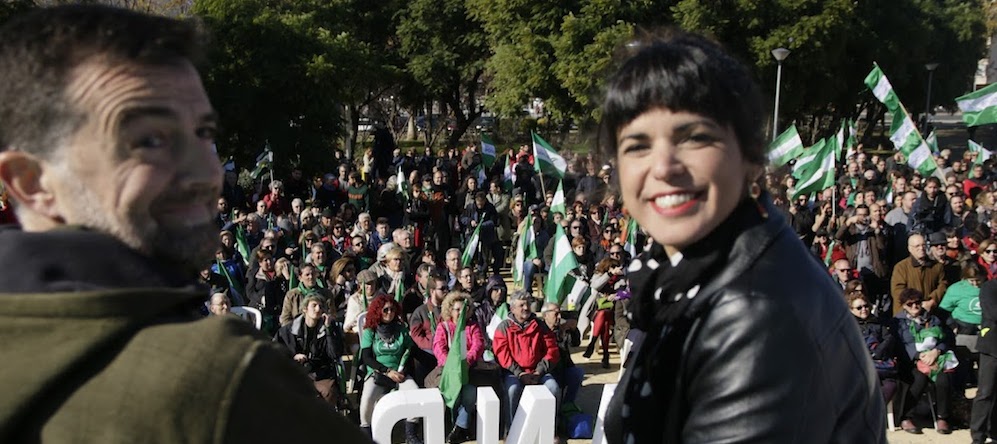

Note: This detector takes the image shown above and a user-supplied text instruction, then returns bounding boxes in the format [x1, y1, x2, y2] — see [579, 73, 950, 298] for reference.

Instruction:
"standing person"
[971, 278, 997, 443]
[0, 5, 366, 442]
[598, 33, 884, 443]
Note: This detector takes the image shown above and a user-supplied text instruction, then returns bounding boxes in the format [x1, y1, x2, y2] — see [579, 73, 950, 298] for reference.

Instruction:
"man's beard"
[62, 172, 217, 274]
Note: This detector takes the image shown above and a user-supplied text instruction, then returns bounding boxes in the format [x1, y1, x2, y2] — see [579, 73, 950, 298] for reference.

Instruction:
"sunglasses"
[382, 307, 396, 314]
[836, 268, 852, 273]
[986, 249, 997, 254]
[905, 300, 923, 308]
[333, 226, 344, 229]
[571, 226, 582, 230]
[353, 242, 363, 247]
[851, 304, 869, 310]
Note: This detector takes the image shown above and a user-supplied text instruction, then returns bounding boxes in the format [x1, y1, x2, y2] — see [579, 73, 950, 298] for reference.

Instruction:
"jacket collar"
[0, 226, 198, 294]
[290, 314, 327, 338]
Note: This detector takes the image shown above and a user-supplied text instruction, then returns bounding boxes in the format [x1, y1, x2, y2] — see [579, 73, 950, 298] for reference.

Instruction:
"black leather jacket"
[608, 197, 886, 443]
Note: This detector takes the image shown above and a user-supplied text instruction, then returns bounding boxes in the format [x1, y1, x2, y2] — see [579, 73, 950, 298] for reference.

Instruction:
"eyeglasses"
[382, 307, 396, 314]
[851, 304, 869, 310]
[604, 228, 616, 233]
[333, 226, 344, 230]
[609, 251, 622, 256]
[836, 268, 852, 273]
[570, 226, 582, 230]
[904, 300, 923, 308]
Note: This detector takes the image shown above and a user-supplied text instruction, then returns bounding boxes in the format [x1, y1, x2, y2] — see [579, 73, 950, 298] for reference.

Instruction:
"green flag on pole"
[969, 139, 993, 166]
[956, 82, 997, 127]
[531, 131, 566, 178]
[396, 165, 409, 204]
[864, 63, 902, 112]
[512, 216, 537, 286]
[926, 131, 939, 156]
[481, 134, 497, 168]
[461, 224, 482, 267]
[792, 138, 827, 180]
[864, 64, 940, 178]
[792, 139, 836, 200]
[234, 225, 251, 266]
[543, 224, 579, 304]
[502, 153, 515, 192]
[250, 141, 273, 180]
[767, 124, 805, 167]
[550, 180, 566, 216]
[438, 304, 469, 409]
[623, 217, 640, 258]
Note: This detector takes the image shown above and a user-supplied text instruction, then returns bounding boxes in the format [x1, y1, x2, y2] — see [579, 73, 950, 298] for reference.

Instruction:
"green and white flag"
[250, 141, 274, 180]
[461, 223, 482, 267]
[502, 153, 515, 192]
[793, 139, 836, 200]
[792, 138, 827, 180]
[477, 165, 487, 187]
[438, 304, 469, 409]
[864, 63, 902, 112]
[864, 64, 939, 178]
[767, 124, 805, 167]
[831, 121, 845, 160]
[481, 134, 497, 168]
[486, 302, 509, 340]
[512, 216, 537, 285]
[889, 110, 938, 177]
[543, 224, 579, 304]
[956, 82, 997, 127]
[845, 119, 859, 156]
[532, 132, 567, 178]
[396, 165, 409, 204]
[550, 180, 566, 216]
[623, 217, 639, 258]
[926, 131, 939, 155]
[969, 139, 993, 165]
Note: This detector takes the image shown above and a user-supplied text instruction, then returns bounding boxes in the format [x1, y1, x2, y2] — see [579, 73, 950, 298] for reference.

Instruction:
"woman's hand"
[293, 353, 308, 364]
[388, 370, 405, 383]
[919, 348, 941, 365]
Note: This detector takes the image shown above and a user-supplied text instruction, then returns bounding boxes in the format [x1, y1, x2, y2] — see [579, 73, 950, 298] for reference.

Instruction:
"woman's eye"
[686, 133, 718, 145]
[621, 143, 649, 154]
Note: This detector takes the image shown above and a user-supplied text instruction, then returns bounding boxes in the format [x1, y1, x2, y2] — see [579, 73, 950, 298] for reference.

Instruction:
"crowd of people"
[199, 142, 638, 443]
[775, 145, 997, 438]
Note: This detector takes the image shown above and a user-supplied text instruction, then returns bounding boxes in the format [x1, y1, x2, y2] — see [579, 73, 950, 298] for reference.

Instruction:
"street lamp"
[924, 62, 939, 131]
[771, 48, 791, 141]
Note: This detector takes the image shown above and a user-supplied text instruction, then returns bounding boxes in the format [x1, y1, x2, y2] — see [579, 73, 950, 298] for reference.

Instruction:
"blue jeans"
[502, 372, 560, 426]
[560, 366, 585, 404]
[454, 384, 478, 428]
[523, 260, 543, 294]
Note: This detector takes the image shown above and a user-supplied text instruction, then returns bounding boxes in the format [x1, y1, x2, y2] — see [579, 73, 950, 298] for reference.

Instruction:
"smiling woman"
[599, 31, 887, 444]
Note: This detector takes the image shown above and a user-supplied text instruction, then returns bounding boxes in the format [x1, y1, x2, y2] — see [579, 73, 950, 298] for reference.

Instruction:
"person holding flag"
[433, 292, 485, 444]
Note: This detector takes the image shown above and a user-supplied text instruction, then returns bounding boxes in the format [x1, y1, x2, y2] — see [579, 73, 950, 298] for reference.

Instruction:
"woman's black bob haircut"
[598, 31, 766, 165]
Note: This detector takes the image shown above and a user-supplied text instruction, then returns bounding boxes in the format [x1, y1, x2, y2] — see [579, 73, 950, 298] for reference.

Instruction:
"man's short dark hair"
[0, 5, 206, 159]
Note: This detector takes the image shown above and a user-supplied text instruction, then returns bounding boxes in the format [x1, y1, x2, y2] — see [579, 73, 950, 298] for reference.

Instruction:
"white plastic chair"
[230, 306, 262, 330]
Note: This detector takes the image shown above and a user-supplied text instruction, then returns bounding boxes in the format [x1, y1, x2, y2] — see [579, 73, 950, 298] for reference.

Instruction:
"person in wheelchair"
[274, 295, 346, 409]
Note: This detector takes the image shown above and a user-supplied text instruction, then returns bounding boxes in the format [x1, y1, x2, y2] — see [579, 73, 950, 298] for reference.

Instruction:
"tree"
[396, 0, 489, 149]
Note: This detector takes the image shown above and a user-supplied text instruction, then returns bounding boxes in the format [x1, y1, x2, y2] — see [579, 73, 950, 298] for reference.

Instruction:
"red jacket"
[433, 320, 485, 367]
[493, 314, 559, 376]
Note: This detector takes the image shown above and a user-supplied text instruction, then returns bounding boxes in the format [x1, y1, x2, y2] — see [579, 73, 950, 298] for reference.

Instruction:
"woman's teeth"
[655, 193, 694, 208]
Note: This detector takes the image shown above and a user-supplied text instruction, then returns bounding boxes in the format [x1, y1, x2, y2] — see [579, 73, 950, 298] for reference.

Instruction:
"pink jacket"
[432, 320, 485, 367]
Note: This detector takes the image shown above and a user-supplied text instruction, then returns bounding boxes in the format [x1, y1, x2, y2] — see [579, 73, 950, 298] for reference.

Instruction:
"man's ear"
[0, 150, 62, 221]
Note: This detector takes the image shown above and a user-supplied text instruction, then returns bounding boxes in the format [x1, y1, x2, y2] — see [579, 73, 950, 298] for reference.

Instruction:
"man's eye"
[135, 134, 168, 149]
[196, 127, 218, 140]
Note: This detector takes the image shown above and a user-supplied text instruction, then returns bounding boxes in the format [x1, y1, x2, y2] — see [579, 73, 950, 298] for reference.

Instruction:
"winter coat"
[893, 312, 951, 367]
[890, 257, 948, 316]
[0, 227, 367, 443]
[432, 319, 486, 367]
[605, 195, 885, 444]
[274, 315, 345, 381]
[978, 280, 997, 357]
[409, 302, 443, 351]
[492, 313, 559, 376]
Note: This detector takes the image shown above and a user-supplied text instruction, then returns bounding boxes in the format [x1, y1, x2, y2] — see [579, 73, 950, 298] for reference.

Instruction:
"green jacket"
[0, 288, 367, 443]
[941, 279, 982, 325]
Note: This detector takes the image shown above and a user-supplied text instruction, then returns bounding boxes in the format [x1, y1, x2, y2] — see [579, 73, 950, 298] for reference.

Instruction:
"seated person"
[894, 288, 958, 435]
[274, 295, 345, 407]
[848, 288, 898, 404]
[432, 292, 485, 443]
[493, 291, 561, 436]
[344, 270, 384, 354]
[358, 295, 421, 441]
[279, 264, 333, 326]
[208, 291, 232, 316]
[541, 302, 584, 407]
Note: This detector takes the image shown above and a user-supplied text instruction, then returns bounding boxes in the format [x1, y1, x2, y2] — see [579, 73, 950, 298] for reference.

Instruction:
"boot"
[405, 421, 424, 444]
[447, 425, 473, 444]
[583, 338, 596, 359]
[601, 355, 611, 369]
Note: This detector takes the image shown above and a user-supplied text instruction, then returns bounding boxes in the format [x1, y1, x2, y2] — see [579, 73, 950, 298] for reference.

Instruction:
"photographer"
[274, 295, 346, 408]
[837, 204, 888, 299]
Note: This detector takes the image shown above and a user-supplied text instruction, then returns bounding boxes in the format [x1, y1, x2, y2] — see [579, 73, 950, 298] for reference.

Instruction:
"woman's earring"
[749, 182, 768, 219]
